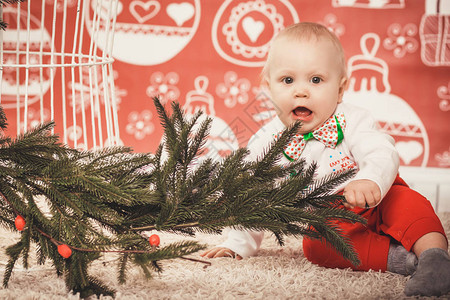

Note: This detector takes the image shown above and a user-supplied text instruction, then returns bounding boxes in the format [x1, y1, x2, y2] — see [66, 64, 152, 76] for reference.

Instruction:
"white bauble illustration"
[344, 33, 430, 167]
[419, 0, 450, 66]
[212, 0, 299, 67]
[1, 6, 53, 109]
[85, 0, 200, 66]
[332, 0, 405, 9]
[182, 76, 239, 164]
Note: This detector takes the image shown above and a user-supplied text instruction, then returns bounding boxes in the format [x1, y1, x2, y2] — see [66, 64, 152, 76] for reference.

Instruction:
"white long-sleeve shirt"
[218, 102, 400, 257]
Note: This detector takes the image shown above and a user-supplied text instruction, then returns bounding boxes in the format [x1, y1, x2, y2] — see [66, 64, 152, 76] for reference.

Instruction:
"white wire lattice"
[0, 0, 120, 150]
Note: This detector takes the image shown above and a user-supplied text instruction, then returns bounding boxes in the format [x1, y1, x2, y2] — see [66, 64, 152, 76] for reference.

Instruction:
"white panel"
[438, 184, 450, 212]
[409, 183, 438, 210]
[399, 167, 450, 213]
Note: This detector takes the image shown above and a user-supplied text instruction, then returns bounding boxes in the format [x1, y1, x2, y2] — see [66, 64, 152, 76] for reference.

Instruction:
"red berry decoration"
[14, 215, 26, 231]
[149, 234, 160, 247]
[58, 244, 72, 258]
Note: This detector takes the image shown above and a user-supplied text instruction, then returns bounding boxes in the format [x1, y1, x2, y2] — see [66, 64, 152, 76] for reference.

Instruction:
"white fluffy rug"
[1, 213, 449, 300]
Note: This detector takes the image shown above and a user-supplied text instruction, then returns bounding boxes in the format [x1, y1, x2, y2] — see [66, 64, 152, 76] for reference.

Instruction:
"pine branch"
[0, 0, 25, 5]
[0, 107, 7, 130]
[0, 96, 366, 298]
[304, 169, 357, 203]
[252, 121, 302, 178]
[142, 97, 364, 264]
[2, 241, 23, 288]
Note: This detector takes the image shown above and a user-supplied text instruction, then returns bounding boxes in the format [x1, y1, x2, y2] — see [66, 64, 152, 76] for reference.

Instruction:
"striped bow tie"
[274, 112, 346, 161]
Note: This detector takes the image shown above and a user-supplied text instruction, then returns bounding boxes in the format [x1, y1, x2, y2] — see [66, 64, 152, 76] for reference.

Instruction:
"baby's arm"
[200, 119, 282, 260]
[201, 247, 242, 260]
[343, 179, 381, 209]
[200, 229, 264, 260]
[343, 104, 399, 203]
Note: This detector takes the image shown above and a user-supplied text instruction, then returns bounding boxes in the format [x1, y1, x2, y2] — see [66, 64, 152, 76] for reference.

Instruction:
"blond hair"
[262, 22, 347, 79]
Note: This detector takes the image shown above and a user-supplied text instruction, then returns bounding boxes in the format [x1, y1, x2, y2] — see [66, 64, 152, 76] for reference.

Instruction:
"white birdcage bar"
[0, 0, 120, 150]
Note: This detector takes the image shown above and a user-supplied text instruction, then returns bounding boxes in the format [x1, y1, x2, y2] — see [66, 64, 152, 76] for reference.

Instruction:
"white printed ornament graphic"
[182, 76, 239, 164]
[146, 72, 180, 105]
[85, 0, 200, 66]
[437, 81, 450, 111]
[1, 6, 53, 109]
[332, 0, 405, 9]
[320, 14, 345, 38]
[344, 33, 430, 167]
[216, 71, 251, 108]
[130, 1, 160, 24]
[166, 2, 195, 26]
[242, 16, 265, 43]
[126, 110, 155, 140]
[383, 23, 418, 58]
[212, 0, 299, 67]
[44, 0, 77, 11]
[420, 0, 450, 66]
[395, 141, 424, 165]
[435, 147, 450, 167]
[95, 0, 123, 20]
[19, 108, 51, 132]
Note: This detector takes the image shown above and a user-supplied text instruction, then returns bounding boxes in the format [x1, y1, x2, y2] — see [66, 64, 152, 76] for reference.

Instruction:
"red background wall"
[2, 0, 450, 168]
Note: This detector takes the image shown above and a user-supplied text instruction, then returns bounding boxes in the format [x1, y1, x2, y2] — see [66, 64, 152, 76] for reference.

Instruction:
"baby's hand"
[200, 247, 243, 260]
[343, 179, 381, 209]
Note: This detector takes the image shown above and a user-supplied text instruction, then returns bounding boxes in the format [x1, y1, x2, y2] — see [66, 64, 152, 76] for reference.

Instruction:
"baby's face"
[265, 36, 346, 133]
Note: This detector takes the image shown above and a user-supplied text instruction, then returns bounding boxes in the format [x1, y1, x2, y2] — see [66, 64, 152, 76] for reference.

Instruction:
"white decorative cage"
[0, 0, 120, 150]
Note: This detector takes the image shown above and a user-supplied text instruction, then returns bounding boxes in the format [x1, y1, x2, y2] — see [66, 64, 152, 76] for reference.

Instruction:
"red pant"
[303, 176, 447, 272]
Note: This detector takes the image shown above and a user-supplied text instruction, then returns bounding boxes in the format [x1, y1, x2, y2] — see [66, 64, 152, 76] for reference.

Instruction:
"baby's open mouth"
[293, 106, 312, 117]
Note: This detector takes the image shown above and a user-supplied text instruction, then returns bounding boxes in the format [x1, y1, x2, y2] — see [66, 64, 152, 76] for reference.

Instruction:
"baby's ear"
[338, 77, 348, 103]
[260, 64, 270, 88]
[262, 76, 269, 88]
[260, 71, 269, 88]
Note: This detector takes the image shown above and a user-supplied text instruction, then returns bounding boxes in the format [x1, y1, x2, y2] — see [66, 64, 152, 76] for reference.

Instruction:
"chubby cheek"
[273, 103, 292, 120]
[269, 96, 287, 113]
[271, 91, 291, 108]
[279, 116, 296, 127]
[280, 112, 300, 127]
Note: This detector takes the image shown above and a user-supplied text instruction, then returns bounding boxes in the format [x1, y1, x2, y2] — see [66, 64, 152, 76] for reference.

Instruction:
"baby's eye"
[310, 76, 322, 84]
[282, 77, 294, 84]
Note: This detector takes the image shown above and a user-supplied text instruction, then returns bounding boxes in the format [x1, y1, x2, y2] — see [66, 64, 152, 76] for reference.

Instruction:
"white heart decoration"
[93, 0, 124, 20]
[242, 16, 265, 43]
[166, 2, 195, 27]
[116, 1, 124, 16]
[396, 141, 423, 165]
[130, 0, 160, 24]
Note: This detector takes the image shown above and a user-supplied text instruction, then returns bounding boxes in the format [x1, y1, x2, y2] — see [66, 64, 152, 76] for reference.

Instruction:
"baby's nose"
[294, 86, 309, 98]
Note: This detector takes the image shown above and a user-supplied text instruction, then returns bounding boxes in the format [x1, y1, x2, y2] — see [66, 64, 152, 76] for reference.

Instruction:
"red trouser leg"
[302, 176, 447, 272]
